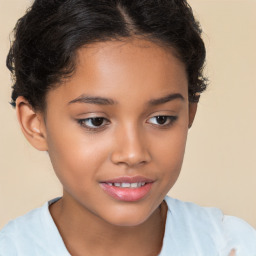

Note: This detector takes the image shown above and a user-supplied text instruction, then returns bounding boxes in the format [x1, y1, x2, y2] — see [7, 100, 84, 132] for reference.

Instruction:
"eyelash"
[147, 116, 178, 128]
[77, 117, 110, 131]
[77, 115, 178, 132]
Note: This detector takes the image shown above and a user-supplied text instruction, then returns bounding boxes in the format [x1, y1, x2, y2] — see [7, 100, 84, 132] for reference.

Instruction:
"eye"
[77, 117, 110, 130]
[147, 116, 178, 127]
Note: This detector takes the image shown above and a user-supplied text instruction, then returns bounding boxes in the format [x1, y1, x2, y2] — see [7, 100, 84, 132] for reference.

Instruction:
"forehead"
[46, 38, 188, 108]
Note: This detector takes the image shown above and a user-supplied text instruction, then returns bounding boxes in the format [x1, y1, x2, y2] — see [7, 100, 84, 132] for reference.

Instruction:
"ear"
[188, 102, 198, 128]
[16, 96, 48, 151]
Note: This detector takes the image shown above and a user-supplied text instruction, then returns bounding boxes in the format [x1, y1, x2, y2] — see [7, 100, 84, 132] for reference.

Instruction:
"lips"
[100, 176, 154, 202]
[102, 176, 154, 184]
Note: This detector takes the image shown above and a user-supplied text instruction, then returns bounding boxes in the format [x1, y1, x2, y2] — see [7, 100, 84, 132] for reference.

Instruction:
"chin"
[102, 206, 154, 227]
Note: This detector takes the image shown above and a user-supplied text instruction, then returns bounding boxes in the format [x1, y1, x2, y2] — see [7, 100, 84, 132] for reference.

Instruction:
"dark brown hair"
[7, 0, 207, 111]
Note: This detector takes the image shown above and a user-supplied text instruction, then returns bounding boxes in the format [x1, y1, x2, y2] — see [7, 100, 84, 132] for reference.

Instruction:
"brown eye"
[78, 117, 109, 129]
[155, 116, 168, 125]
[90, 118, 104, 126]
[147, 115, 178, 127]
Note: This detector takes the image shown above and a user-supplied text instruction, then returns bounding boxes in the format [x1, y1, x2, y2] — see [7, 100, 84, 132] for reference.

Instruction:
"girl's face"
[42, 38, 192, 226]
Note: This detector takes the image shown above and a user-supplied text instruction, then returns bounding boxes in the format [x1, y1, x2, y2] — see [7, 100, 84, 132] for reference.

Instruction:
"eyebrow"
[68, 95, 117, 105]
[68, 93, 184, 106]
[148, 93, 185, 106]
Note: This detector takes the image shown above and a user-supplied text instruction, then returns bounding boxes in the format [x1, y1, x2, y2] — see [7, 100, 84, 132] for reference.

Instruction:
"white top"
[1, 196, 256, 256]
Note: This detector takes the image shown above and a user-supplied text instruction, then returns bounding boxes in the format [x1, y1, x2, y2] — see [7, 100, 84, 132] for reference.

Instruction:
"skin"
[16, 38, 198, 255]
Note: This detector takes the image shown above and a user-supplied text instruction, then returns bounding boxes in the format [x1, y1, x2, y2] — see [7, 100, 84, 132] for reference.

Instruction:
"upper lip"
[101, 176, 154, 184]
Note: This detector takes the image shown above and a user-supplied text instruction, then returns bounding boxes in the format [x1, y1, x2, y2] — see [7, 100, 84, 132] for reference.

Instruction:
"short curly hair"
[7, 0, 207, 111]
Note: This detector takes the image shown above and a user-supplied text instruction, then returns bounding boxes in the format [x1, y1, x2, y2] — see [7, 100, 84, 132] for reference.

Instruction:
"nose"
[110, 124, 152, 167]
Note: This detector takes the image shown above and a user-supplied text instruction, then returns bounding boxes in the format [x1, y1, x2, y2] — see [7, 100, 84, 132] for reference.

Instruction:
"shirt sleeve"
[223, 215, 256, 256]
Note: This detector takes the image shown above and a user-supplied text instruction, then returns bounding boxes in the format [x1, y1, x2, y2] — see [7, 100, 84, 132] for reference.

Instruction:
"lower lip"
[100, 183, 153, 202]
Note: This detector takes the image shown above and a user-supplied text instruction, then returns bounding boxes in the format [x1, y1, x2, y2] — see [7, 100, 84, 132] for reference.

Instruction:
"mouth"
[100, 176, 154, 202]
[104, 182, 147, 188]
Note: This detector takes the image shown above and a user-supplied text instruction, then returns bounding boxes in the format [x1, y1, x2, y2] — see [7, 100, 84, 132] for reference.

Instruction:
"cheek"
[46, 125, 109, 189]
[152, 124, 188, 184]
[155, 134, 187, 201]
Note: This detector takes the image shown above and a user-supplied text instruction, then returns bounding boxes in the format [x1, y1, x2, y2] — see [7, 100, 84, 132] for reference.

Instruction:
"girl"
[1, 0, 255, 255]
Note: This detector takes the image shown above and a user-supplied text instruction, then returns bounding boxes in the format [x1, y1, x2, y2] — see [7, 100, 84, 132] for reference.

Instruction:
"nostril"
[110, 150, 151, 167]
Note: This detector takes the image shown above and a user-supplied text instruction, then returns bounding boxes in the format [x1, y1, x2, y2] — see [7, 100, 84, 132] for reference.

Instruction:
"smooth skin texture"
[16, 38, 197, 256]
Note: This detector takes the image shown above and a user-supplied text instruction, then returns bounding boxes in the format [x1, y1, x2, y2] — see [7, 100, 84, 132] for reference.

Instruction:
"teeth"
[121, 183, 131, 188]
[107, 182, 147, 188]
[131, 183, 138, 188]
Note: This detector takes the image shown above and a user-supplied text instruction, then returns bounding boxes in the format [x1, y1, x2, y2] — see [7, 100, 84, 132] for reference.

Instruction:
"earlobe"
[16, 96, 48, 151]
[188, 102, 198, 128]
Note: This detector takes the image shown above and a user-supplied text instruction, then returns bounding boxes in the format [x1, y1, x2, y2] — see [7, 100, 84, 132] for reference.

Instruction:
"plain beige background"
[0, 0, 255, 229]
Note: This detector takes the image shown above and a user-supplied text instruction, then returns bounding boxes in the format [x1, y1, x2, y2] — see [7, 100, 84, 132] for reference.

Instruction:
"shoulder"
[0, 231, 17, 255]
[164, 196, 224, 234]
[0, 198, 68, 255]
[163, 196, 256, 255]
[222, 215, 256, 253]
[0, 203, 48, 255]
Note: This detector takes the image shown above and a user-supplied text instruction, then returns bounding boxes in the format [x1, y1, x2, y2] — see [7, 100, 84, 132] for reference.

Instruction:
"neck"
[50, 193, 167, 256]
